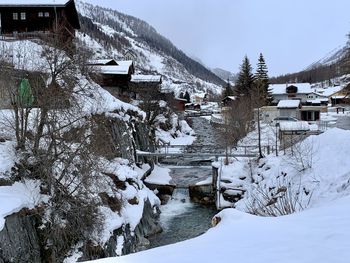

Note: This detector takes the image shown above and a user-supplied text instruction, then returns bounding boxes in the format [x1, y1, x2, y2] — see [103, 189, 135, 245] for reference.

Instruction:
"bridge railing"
[137, 144, 273, 155]
[184, 110, 214, 117]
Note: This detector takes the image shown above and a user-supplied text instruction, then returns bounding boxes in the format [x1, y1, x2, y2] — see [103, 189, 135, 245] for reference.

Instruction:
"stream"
[148, 117, 222, 249]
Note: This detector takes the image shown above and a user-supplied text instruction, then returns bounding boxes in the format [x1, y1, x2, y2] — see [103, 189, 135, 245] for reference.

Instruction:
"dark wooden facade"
[0, 0, 80, 37]
[173, 98, 186, 112]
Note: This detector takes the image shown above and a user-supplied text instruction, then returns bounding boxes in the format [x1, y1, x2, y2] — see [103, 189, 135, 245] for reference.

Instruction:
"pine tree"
[255, 53, 273, 105]
[222, 78, 233, 99]
[234, 56, 255, 98]
[184, 91, 191, 103]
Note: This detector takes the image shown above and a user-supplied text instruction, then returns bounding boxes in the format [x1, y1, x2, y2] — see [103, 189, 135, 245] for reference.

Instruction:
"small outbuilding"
[222, 96, 236, 107]
[277, 100, 301, 119]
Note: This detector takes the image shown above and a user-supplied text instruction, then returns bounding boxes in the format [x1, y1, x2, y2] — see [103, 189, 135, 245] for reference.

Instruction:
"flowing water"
[148, 117, 221, 248]
[148, 188, 217, 248]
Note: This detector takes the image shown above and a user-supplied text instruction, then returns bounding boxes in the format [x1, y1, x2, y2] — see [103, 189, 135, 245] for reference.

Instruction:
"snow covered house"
[124, 50, 137, 61]
[278, 120, 310, 147]
[270, 83, 326, 104]
[89, 60, 135, 97]
[277, 100, 301, 119]
[329, 84, 350, 105]
[129, 74, 162, 100]
[222, 96, 236, 107]
[0, 0, 80, 38]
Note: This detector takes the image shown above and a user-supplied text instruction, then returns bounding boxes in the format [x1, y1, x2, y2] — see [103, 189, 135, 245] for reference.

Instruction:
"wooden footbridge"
[184, 110, 216, 118]
[136, 144, 272, 163]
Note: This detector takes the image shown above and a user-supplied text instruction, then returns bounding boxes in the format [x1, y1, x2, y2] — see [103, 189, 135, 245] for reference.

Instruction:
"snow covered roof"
[223, 96, 236, 101]
[307, 99, 322, 104]
[89, 59, 118, 66]
[131, 74, 162, 83]
[316, 86, 347, 97]
[270, 83, 312, 95]
[175, 98, 187, 102]
[0, 0, 71, 6]
[96, 61, 133, 75]
[277, 100, 301, 108]
[331, 95, 350, 99]
[279, 121, 309, 131]
[279, 121, 310, 131]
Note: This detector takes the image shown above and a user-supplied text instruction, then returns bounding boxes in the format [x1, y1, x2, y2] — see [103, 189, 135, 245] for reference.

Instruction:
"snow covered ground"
[86, 194, 350, 263]
[84, 127, 350, 263]
[144, 165, 172, 185]
[0, 180, 48, 231]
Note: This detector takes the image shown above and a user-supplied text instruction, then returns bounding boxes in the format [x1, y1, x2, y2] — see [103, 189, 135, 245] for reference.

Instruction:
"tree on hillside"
[234, 56, 255, 98]
[342, 33, 350, 75]
[222, 78, 234, 99]
[254, 53, 273, 106]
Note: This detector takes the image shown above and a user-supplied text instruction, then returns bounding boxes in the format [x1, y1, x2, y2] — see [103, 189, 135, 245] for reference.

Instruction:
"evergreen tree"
[234, 56, 255, 98]
[255, 53, 273, 105]
[184, 91, 191, 103]
[222, 78, 233, 99]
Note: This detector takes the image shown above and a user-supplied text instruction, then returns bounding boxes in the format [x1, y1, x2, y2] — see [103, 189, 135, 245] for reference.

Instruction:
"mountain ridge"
[76, 1, 225, 95]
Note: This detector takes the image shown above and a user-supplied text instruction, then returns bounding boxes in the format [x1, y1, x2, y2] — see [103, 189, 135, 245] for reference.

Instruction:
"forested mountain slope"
[76, 1, 225, 95]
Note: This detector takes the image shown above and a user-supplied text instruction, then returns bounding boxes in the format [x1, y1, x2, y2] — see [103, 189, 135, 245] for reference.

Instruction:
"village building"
[88, 59, 118, 66]
[269, 83, 323, 104]
[278, 121, 310, 149]
[0, 0, 80, 39]
[257, 99, 324, 123]
[124, 50, 137, 61]
[277, 100, 302, 119]
[269, 83, 328, 104]
[173, 98, 187, 112]
[89, 59, 135, 99]
[328, 84, 350, 105]
[129, 74, 162, 99]
[270, 82, 350, 107]
[88, 59, 164, 101]
[222, 96, 236, 107]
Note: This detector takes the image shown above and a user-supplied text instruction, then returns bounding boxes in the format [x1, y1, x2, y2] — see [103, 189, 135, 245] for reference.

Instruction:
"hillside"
[211, 67, 237, 82]
[307, 45, 348, 69]
[76, 1, 225, 96]
[271, 41, 349, 84]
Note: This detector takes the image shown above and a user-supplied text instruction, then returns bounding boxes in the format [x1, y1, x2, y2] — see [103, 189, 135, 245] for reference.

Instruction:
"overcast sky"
[83, 0, 350, 77]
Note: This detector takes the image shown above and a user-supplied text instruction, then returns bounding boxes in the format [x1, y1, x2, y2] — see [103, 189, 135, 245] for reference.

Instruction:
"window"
[44, 12, 50, 17]
[13, 13, 18, 20]
[38, 12, 43, 17]
[20, 12, 26, 20]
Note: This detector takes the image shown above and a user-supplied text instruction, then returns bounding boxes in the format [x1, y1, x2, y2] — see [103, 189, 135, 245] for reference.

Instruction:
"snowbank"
[85, 195, 350, 263]
[144, 165, 172, 185]
[0, 180, 47, 231]
[0, 141, 16, 178]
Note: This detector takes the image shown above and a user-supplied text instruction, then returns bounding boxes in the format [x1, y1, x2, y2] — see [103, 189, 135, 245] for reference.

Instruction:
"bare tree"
[0, 32, 112, 262]
[220, 97, 253, 164]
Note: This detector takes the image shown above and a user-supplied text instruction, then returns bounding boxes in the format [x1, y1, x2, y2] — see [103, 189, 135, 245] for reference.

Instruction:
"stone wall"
[0, 209, 41, 263]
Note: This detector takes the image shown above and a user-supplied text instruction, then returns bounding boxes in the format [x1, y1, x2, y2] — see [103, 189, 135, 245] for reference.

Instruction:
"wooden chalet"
[222, 96, 236, 107]
[129, 74, 162, 99]
[124, 50, 137, 61]
[89, 59, 135, 99]
[0, 0, 80, 38]
[173, 98, 187, 112]
[90, 60, 135, 88]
